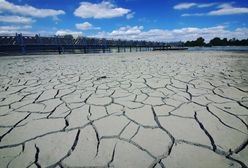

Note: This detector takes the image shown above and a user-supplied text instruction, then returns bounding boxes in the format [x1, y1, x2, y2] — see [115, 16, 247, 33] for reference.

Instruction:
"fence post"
[56, 36, 61, 54]
[17, 33, 26, 55]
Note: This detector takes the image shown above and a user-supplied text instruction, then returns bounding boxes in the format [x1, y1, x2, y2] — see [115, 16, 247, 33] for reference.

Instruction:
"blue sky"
[0, 0, 248, 41]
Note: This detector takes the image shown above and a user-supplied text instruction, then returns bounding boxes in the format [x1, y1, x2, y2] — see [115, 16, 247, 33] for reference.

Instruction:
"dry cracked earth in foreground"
[0, 51, 248, 168]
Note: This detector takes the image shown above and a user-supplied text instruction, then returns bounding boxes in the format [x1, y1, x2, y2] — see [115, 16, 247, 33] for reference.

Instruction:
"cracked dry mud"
[0, 51, 248, 168]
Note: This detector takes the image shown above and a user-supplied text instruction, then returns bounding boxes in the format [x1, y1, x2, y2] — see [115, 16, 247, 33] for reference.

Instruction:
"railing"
[0, 33, 184, 55]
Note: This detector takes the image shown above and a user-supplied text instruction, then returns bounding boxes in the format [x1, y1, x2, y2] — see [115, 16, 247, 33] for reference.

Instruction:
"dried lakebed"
[0, 51, 248, 168]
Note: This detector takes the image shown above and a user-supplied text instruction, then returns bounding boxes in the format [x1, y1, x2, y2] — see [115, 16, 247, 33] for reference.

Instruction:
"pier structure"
[0, 33, 185, 55]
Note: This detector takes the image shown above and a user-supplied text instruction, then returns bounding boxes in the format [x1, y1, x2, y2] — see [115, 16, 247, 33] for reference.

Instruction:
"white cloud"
[174, 2, 216, 10]
[55, 29, 83, 37]
[0, 25, 32, 34]
[209, 4, 248, 15]
[197, 3, 217, 8]
[75, 22, 100, 30]
[92, 25, 248, 42]
[0, 15, 34, 24]
[0, 0, 65, 18]
[0, 25, 31, 31]
[126, 12, 135, 19]
[174, 3, 197, 10]
[217, 3, 233, 9]
[181, 3, 248, 16]
[74, 1, 130, 19]
[111, 26, 144, 36]
[182, 13, 205, 17]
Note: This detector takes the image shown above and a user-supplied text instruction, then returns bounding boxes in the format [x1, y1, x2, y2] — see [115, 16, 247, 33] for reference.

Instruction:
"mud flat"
[0, 51, 248, 168]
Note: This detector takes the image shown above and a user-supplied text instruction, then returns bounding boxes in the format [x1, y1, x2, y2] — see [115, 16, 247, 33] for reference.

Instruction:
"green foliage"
[184, 37, 248, 47]
[184, 37, 205, 47]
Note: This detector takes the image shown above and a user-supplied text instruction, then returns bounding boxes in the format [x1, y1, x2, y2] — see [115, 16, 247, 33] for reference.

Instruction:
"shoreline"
[1, 46, 248, 57]
[0, 49, 248, 59]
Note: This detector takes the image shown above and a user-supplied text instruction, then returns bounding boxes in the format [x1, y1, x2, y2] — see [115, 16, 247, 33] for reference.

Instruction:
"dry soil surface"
[0, 51, 248, 168]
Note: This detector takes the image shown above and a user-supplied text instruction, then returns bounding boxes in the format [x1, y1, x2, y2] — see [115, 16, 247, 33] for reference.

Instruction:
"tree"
[195, 37, 205, 46]
[184, 37, 205, 47]
[222, 38, 228, 46]
[183, 37, 248, 47]
[209, 37, 222, 46]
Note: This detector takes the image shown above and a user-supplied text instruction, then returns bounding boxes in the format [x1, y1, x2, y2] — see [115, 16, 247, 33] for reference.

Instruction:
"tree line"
[183, 37, 248, 47]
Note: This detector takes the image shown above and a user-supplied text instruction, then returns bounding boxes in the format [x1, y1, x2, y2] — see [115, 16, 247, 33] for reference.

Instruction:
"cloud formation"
[176, 2, 248, 16]
[93, 25, 248, 42]
[55, 29, 83, 37]
[0, 25, 32, 34]
[174, 2, 216, 10]
[0, 0, 65, 18]
[111, 26, 144, 36]
[126, 12, 135, 19]
[209, 4, 248, 15]
[74, 1, 130, 19]
[174, 3, 197, 10]
[0, 15, 34, 24]
[75, 22, 100, 30]
[0, 25, 31, 31]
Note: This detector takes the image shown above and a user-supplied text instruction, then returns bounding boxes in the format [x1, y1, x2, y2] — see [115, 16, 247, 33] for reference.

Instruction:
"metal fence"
[0, 33, 184, 55]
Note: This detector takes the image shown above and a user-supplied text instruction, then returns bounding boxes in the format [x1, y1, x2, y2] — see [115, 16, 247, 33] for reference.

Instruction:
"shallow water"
[188, 46, 248, 52]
